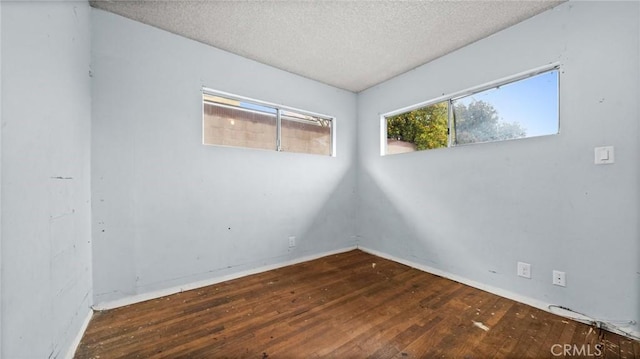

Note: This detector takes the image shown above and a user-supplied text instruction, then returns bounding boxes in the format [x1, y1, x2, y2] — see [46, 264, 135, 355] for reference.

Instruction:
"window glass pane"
[203, 92, 334, 156]
[203, 99, 277, 151]
[385, 101, 449, 155]
[452, 70, 558, 145]
[280, 110, 332, 156]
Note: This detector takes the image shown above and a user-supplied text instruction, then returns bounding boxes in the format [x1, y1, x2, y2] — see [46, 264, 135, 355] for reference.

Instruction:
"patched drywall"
[91, 9, 358, 305]
[1, 1, 93, 357]
[357, 1, 639, 337]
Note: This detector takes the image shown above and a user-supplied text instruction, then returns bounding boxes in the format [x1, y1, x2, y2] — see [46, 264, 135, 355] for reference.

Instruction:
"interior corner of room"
[1, 0, 639, 358]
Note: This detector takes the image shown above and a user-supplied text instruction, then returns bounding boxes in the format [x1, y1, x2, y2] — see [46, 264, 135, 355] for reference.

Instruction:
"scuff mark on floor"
[472, 320, 490, 332]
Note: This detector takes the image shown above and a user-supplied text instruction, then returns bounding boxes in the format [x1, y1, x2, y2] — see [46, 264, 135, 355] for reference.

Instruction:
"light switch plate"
[594, 146, 614, 165]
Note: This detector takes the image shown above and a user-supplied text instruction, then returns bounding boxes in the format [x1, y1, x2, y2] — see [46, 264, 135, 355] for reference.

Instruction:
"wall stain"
[50, 209, 76, 221]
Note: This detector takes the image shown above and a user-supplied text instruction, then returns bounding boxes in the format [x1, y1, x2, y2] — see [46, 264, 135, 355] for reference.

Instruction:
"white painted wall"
[91, 9, 357, 304]
[357, 1, 639, 337]
[0, 0, 3, 354]
[0, 1, 3, 354]
[1, 2, 637, 355]
[1, 1, 93, 358]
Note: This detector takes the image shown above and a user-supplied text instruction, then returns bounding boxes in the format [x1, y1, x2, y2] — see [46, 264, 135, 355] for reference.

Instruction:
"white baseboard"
[64, 309, 93, 359]
[93, 246, 358, 311]
[357, 245, 640, 341]
[90, 244, 639, 341]
[358, 246, 550, 311]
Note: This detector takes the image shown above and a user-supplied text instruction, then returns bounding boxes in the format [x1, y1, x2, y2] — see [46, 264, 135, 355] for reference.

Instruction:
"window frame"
[380, 64, 560, 156]
[202, 88, 336, 157]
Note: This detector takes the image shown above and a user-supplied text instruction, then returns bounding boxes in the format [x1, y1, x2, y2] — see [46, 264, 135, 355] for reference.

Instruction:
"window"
[203, 94, 277, 151]
[386, 101, 449, 154]
[382, 67, 559, 155]
[280, 110, 332, 156]
[203, 90, 334, 156]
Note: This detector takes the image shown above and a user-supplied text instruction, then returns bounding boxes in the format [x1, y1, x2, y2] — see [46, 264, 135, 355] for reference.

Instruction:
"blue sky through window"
[240, 102, 277, 114]
[454, 70, 559, 137]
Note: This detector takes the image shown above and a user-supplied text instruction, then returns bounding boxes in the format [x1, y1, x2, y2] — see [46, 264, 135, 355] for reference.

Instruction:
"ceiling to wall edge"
[88, 1, 565, 93]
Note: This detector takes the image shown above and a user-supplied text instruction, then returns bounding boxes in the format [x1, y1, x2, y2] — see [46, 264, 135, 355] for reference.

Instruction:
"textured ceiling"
[90, 0, 564, 93]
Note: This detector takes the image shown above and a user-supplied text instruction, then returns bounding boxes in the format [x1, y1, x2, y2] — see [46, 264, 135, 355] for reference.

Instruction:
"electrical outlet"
[517, 262, 531, 279]
[288, 236, 296, 248]
[553, 270, 566, 287]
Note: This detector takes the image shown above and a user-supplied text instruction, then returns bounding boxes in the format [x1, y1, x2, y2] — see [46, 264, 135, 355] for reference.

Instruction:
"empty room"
[1, 0, 639, 358]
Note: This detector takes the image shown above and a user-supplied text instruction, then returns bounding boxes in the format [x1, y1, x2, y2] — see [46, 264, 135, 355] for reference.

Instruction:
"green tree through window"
[383, 68, 558, 155]
[386, 101, 448, 151]
[453, 100, 527, 145]
[385, 100, 528, 153]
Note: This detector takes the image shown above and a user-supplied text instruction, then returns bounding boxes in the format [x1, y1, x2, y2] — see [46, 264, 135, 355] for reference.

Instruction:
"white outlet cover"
[553, 270, 566, 287]
[517, 262, 531, 279]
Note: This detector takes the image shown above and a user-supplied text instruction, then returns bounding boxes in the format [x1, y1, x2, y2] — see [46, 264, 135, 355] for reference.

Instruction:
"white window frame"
[380, 63, 560, 156]
[203, 88, 336, 157]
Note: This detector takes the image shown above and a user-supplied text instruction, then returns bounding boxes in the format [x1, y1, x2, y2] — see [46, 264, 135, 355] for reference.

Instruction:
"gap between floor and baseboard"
[92, 245, 358, 311]
[84, 244, 638, 343]
[68, 246, 354, 358]
[357, 245, 640, 342]
[64, 309, 93, 359]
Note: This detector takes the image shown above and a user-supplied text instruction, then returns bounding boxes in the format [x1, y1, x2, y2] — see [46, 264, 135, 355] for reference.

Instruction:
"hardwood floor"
[75, 250, 639, 358]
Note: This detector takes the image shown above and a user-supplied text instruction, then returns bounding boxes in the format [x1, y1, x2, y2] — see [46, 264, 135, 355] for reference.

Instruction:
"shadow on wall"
[139, 155, 358, 295]
[295, 165, 359, 255]
[356, 166, 440, 266]
[356, 163, 499, 277]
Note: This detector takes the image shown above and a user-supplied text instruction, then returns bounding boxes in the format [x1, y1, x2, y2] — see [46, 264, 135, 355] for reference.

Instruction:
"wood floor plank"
[621, 337, 638, 359]
[75, 250, 639, 359]
[452, 296, 513, 358]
